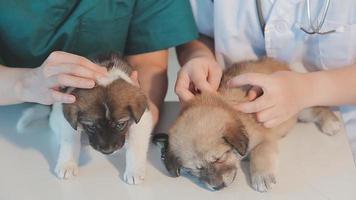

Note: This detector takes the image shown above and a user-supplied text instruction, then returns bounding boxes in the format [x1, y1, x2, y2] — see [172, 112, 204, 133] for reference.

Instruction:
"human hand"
[175, 56, 222, 102]
[228, 71, 309, 128]
[18, 51, 108, 105]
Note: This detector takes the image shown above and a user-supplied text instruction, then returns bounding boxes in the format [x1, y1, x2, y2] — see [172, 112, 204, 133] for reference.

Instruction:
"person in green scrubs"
[0, 0, 198, 124]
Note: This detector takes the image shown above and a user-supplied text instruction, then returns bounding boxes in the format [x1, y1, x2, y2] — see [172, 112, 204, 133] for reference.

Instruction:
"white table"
[0, 103, 355, 200]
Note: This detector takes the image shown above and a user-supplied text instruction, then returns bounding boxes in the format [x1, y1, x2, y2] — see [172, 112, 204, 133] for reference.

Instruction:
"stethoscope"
[256, 0, 336, 36]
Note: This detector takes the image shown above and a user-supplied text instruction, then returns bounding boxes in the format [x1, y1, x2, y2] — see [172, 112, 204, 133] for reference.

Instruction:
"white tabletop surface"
[0, 102, 356, 200]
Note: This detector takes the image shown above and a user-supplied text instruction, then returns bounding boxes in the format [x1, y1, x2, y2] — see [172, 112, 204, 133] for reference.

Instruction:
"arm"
[126, 50, 169, 125]
[307, 64, 356, 106]
[176, 34, 215, 66]
[0, 65, 31, 105]
[124, 0, 199, 106]
[175, 34, 222, 102]
[0, 51, 107, 106]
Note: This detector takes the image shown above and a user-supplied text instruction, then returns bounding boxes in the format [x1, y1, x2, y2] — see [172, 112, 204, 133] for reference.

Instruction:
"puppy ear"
[62, 103, 79, 130]
[164, 148, 181, 177]
[223, 122, 249, 156]
[129, 93, 148, 123]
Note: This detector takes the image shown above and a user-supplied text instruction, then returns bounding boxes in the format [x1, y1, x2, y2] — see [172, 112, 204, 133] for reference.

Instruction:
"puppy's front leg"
[250, 140, 279, 192]
[55, 126, 81, 179]
[124, 110, 153, 185]
[52, 110, 82, 180]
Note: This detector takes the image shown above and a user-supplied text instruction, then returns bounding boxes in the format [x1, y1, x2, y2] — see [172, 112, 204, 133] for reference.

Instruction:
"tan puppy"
[161, 58, 342, 192]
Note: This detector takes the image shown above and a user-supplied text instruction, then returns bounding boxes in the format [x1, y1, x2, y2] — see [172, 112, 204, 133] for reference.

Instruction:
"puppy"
[159, 58, 342, 192]
[17, 54, 153, 184]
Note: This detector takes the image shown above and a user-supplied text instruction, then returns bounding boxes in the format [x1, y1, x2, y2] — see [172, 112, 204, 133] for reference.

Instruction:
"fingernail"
[87, 80, 95, 88]
[65, 96, 75, 103]
[80, 80, 95, 88]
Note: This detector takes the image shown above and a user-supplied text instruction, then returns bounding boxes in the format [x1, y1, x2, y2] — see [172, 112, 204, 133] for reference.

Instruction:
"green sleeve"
[125, 0, 198, 55]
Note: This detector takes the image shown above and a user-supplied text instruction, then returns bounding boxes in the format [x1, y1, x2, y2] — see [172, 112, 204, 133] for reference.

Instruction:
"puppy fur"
[18, 54, 153, 184]
[164, 58, 342, 192]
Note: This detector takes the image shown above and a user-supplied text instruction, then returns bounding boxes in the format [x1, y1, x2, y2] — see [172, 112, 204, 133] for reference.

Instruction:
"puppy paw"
[251, 173, 277, 192]
[123, 169, 145, 185]
[55, 160, 79, 179]
[320, 118, 342, 136]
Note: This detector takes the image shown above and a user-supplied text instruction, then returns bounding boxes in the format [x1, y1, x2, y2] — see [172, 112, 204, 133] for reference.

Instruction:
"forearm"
[176, 34, 215, 66]
[305, 63, 356, 107]
[135, 66, 167, 126]
[0, 65, 30, 105]
[127, 50, 168, 126]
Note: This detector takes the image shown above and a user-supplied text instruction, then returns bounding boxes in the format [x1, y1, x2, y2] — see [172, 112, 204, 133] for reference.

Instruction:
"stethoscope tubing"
[255, 0, 336, 36]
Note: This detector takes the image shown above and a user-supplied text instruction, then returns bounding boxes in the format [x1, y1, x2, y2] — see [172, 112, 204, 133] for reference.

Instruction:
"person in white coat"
[175, 0, 356, 158]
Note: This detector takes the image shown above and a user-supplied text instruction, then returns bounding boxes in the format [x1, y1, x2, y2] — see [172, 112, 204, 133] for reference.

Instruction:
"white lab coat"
[190, 0, 356, 158]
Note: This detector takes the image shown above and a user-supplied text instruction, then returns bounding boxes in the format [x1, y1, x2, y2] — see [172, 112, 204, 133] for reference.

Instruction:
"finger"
[189, 82, 198, 95]
[48, 74, 96, 89]
[176, 88, 195, 102]
[178, 97, 190, 107]
[263, 117, 286, 128]
[191, 72, 214, 93]
[256, 107, 280, 123]
[236, 96, 273, 113]
[247, 86, 263, 101]
[247, 87, 258, 101]
[207, 66, 223, 91]
[47, 51, 107, 75]
[44, 64, 103, 79]
[228, 73, 269, 88]
[130, 70, 140, 87]
[51, 90, 76, 103]
[189, 68, 214, 93]
[195, 80, 214, 93]
[175, 72, 195, 102]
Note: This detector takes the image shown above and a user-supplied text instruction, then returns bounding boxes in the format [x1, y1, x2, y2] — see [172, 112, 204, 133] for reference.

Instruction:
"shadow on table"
[105, 143, 171, 183]
[0, 103, 92, 177]
[106, 150, 126, 180]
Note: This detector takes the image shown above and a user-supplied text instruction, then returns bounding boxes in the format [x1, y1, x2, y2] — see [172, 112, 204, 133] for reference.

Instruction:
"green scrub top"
[0, 0, 198, 68]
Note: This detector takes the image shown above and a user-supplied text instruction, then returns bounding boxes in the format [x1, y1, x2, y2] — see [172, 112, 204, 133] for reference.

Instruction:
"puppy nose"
[212, 183, 226, 191]
[100, 148, 114, 155]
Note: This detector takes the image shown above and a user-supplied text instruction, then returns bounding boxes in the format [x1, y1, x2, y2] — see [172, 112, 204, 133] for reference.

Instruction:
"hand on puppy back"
[175, 56, 222, 103]
[227, 71, 308, 128]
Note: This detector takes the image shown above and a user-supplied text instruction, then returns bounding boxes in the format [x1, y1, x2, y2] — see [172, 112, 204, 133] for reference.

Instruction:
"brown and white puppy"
[17, 54, 153, 184]
[161, 58, 342, 192]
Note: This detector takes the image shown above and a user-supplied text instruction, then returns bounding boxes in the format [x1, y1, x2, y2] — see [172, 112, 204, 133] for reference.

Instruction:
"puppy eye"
[115, 121, 128, 131]
[213, 153, 228, 163]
